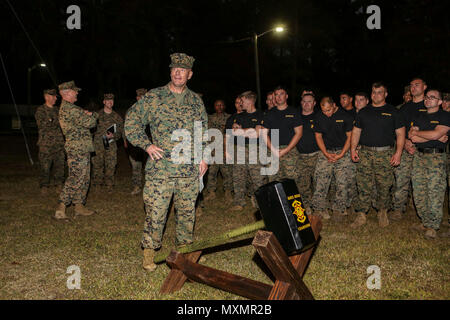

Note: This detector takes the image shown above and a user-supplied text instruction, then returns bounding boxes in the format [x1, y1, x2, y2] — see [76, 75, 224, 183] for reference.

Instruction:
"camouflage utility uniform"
[59, 100, 98, 206]
[204, 112, 232, 194]
[125, 83, 207, 249]
[35, 102, 65, 188]
[411, 109, 450, 231]
[92, 109, 124, 187]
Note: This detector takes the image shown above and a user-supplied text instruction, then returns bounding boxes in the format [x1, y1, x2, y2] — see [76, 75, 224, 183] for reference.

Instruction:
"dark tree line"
[2, 0, 449, 114]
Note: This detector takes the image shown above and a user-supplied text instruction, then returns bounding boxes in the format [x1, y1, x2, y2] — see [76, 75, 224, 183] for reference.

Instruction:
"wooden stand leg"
[160, 250, 202, 294]
[252, 231, 314, 300]
[164, 250, 272, 300]
[159, 215, 322, 300]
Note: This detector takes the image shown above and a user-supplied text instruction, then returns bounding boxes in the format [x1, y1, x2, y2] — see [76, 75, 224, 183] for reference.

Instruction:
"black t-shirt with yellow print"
[412, 109, 450, 149]
[354, 104, 405, 147]
[263, 106, 303, 145]
[313, 108, 353, 149]
[296, 112, 319, 154]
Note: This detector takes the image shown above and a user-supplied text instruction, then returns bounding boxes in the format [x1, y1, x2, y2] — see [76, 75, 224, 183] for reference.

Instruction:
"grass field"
[0, 135, 449, 300]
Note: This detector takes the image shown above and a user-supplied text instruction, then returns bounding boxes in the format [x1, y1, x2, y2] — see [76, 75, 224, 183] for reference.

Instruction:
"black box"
[255, 179, 317, 255]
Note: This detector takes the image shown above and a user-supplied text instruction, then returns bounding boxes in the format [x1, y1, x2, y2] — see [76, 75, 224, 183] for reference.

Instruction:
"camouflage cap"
[169, 53, 195, 69]
[443, 93, 450, 102]
[58, 80, 81, 91]
[43, 89, 58, 96]
[104, 93, 114, 100]
[136, 88, 147, 97]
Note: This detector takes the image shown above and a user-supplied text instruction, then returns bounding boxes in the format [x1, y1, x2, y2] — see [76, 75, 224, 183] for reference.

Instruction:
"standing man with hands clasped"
[311, 97, 353, 221]
[125, 53, 208, 272]
[35, 89, 65, 195]
[350, 82, 405, 229]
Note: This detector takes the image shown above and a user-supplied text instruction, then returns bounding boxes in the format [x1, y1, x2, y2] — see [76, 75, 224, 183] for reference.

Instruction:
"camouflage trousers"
[411, 152, 446, 230]
[326, 159, 357, 209]
[268, 146, 301, 185]
[38, 147, 65, 187]
[346, 161, 357, 208]
[205, 163, 232, 192]
[233, 145, 268, 206]
[447, 153, 450, 210]
[91, 144, 117, 187]
[295, 152, 318, 209]
[355, 148, 394, 213]
[392, 152, 414, 212]
[129, 154, 143, 188]
[142, 176, 199, 249]
[312, 150, 352, 213]
[59, 152, 91, 206]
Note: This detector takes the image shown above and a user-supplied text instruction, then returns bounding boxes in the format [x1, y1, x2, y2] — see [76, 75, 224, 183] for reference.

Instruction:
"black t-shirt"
[262, 106, 303, 145]
[225, 111, 247, 130]
[400, 100, 427, 131]
[235, 110, 264, 144]
[296, 112, 319, 154]
[354, 104, 405, 147]
[313, 108, 353, 149]
[343, 107, 357, 120]
[412, 109, 450, 149]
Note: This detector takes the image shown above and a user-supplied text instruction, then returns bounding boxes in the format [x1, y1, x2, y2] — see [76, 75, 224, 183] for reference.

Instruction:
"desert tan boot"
[74, 204, 95, 216]
[424, 228, 437, 239]
[377, 209, 389, 228]
[131, 186, 141, 195]
[143, 249, 157, 271]
[54, 202, 68, 220]
[350, 212, 367, 229]
[231, 204, 244, 211]
[204, 191, 216, 201]
[40, 186, 49, 196]
[411, 223, 427, 233]
[390, 210, 403, 221]
[224, 190, 232, 201]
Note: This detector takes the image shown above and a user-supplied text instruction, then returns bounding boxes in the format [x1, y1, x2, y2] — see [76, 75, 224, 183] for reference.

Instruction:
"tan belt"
[360, 145, 393, 152]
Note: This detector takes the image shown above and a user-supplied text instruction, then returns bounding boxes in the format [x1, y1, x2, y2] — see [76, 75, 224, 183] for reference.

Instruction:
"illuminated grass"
[0, 139, 449, 300]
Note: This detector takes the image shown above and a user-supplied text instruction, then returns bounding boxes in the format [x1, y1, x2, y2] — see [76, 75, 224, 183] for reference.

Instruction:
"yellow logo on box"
[292, 199, 306, 224]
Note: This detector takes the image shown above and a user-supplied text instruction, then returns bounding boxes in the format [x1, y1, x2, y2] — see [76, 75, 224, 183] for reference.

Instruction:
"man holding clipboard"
[92, 93, 124, 191]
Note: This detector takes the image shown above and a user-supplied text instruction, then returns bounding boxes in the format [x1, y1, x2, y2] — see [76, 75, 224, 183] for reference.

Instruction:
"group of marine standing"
[35, 52, 450, 272]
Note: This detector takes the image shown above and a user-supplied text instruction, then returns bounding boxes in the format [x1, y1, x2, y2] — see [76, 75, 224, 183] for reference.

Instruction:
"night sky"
[2, 0, 449, 113]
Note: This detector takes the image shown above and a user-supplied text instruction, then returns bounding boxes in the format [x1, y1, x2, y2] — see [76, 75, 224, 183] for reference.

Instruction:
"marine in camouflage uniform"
[229, 91, 267, 210]
[203, 99, 232, 200]
[350, 83, 405, 228]
[55, 81, 99, 219]
[125, 53, 208, 271]
[91, 93, 124, 190]
[35, 89, 65, 194]
[409, 89, 449, 239]
[392, 79, 427, 220]
[262, 86, 303, 187]
[295, 93, 319, 212]
[312, 97, 353, 220]
[126, 88, 148, 195]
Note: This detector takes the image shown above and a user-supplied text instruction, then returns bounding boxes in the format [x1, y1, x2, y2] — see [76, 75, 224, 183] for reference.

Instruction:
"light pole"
[253, 27, 284, 109]
[27, 63, 46, 105]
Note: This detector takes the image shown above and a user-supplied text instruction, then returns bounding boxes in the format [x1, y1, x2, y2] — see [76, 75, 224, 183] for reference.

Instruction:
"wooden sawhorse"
[160, 215, 322, 300]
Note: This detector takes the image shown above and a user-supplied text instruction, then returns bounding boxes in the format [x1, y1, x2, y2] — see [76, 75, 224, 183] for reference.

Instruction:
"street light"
[27, 63, 47, 105]
[253, 26, 285, 109]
